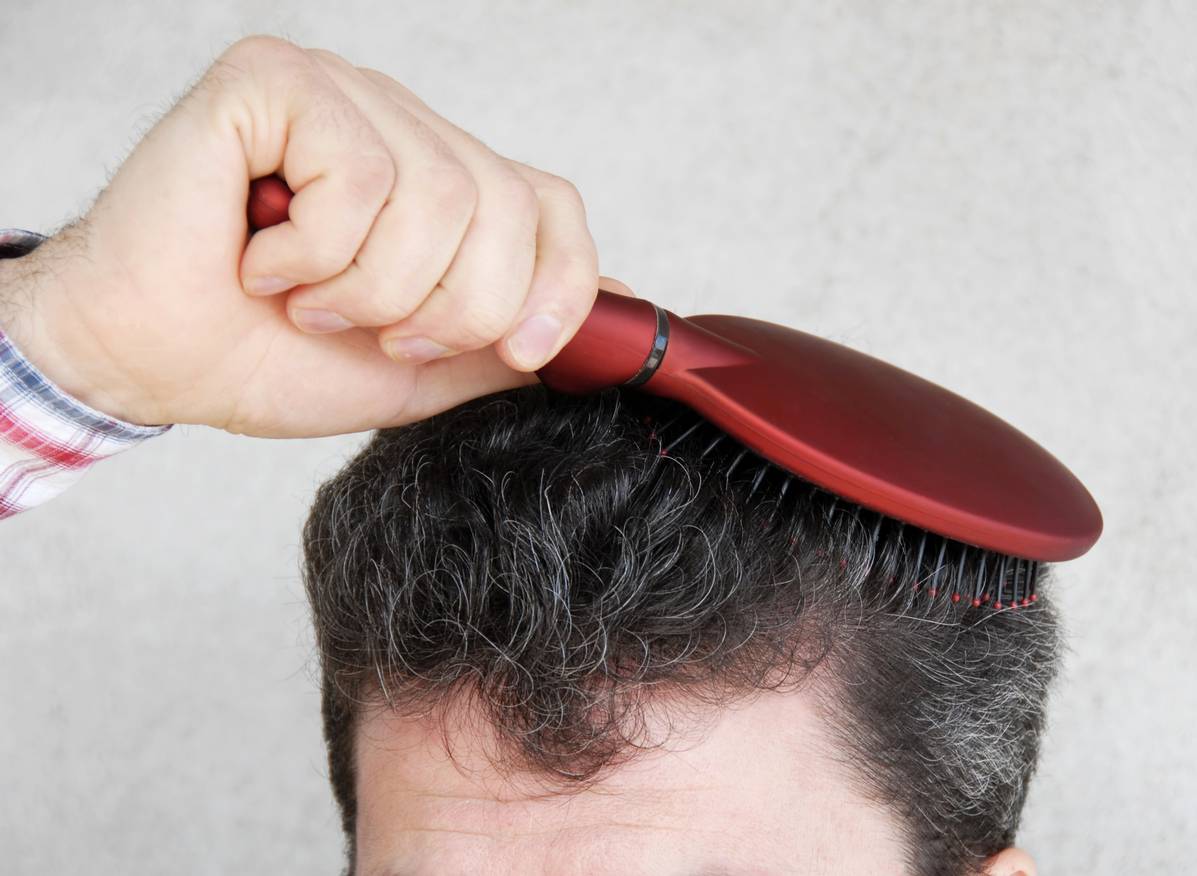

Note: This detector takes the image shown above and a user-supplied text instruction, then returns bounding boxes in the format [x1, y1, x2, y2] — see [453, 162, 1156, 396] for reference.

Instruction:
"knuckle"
[305, 47, 350, 69]
[334, 259, 422, 325]
[358, 66, 405, 96]
[377, 297, 420, 324]
[452, 297, 513, 347]
[542, 172, 584, 206]
[500, 175, 540, 227]
[364, 292, 420, 326]
[422, 162, 478, 221]
[358, 67, 425, 112]
[365, 282, 422, 325]
[344, 153, 396, 205]
[545, 264, 599, 327]
[306, 243, 356, 277]
[223, 34, 303, 65]
[540, 219, 598, 277]
[208, 36, 309, 99]
[551, 252, 600, 299]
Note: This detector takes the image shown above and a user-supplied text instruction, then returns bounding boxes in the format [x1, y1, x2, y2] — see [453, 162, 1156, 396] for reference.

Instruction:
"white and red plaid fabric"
[0, 228, 169, 519]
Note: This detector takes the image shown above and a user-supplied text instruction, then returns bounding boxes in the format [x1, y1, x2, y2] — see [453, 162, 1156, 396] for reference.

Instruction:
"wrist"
[0, 227, 164, 427]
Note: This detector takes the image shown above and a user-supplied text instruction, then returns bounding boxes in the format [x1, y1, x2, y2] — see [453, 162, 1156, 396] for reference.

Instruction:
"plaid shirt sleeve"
[0, 228, 170, 519]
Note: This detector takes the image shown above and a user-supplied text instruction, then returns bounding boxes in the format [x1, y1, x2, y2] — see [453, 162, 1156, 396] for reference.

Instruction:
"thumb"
[598, 276, 637, 298]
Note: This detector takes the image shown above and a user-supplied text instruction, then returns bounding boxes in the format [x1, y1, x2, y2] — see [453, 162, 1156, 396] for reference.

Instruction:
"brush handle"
[246, 174, 294, 229]
[246, 175, 664, 389]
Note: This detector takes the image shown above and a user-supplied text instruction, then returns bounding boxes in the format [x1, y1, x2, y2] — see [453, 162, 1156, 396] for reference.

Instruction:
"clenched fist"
[0, 35, 614, 437]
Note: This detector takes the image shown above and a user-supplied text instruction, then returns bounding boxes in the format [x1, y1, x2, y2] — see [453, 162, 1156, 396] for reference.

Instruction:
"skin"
[354, 687, 1037, 876]
[0, 36, 1038, 873]
[0, 35, 601, 435]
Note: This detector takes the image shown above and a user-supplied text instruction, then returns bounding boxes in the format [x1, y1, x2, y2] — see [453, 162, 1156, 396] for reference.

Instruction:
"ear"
[983, 847, 1037, 876]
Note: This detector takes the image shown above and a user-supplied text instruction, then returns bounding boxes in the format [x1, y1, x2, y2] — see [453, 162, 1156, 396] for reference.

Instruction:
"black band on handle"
[623, 304, 670, 387]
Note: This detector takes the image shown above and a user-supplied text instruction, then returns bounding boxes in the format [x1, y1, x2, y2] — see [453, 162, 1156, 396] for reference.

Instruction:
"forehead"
[352, 688, 908, 876]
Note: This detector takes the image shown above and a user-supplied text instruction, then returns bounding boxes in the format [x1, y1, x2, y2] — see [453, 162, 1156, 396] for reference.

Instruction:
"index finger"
[217, 37, 396, 294]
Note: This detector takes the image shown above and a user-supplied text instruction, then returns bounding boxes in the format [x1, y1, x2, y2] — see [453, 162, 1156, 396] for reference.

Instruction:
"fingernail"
[291, 308, 354, 334]
[507, 313, 563, 369]
[245, 275, 293, 295]
[383, 335, 452, 364]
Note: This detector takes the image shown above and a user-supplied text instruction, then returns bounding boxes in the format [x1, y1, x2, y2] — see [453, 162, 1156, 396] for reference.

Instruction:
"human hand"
[0, 36, 605, 436]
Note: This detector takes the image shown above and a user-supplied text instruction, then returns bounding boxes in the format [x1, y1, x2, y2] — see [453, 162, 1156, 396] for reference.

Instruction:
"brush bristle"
[640, 405, 1043, 615]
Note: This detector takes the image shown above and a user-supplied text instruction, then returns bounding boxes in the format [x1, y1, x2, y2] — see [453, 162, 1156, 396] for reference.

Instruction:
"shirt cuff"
[0, 228, 171, 518]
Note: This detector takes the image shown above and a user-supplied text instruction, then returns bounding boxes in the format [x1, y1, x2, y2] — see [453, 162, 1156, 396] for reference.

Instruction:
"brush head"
[537, 286, 1102, 562]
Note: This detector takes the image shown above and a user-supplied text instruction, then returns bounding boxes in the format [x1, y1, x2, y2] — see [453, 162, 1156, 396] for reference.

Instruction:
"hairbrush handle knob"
[247, 175, 292, 229]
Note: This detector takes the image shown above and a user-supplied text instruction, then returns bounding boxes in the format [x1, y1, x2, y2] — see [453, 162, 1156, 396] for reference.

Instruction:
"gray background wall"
[1, 1, 1192, 873]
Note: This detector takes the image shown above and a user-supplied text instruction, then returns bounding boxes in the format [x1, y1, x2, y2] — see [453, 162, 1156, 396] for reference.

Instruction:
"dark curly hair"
[302, 384, 1060, 876]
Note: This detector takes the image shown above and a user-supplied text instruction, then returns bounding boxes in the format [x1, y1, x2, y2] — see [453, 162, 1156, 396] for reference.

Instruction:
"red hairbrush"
[536, 285, 1101, 564]
[247, 176, 1101, 568]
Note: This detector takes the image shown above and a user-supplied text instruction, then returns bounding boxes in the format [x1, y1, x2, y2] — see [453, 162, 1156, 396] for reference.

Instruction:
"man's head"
[303, 385, 1059, 876]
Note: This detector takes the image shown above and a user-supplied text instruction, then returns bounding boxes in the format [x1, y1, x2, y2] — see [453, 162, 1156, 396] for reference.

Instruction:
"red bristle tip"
[1030, 594, 1039, 602]
[971, 598, 982, 608]
[658, 449, 668, 457]
[982, 594, 991, 603]
[951, 593, 961, 603]
[928, 588, 938, 597]
[1021, 598, 1030, 607]
[994, 601, 1003, 609]
[912, 584, 921, 592]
